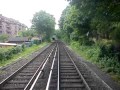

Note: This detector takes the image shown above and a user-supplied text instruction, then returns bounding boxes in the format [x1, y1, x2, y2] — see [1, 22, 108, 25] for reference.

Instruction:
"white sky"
[0, 0, 68, 29]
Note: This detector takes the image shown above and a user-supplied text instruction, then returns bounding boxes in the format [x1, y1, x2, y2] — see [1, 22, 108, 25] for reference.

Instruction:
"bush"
[0, 46, 25, 61]
[0, 51, 6, 61]
[22, 44, 26, 51]
[99, 43, 120, 62]
[70, 41, 100, 62]
[33, 40, 40, 45]
[98, 57, 120, 74]
[79, 36, 94, 46]
[70, 40, 120, 85]
[99, 44, 114, 58]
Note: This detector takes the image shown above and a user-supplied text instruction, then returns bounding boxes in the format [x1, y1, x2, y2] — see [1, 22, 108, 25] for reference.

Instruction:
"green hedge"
[0, 46, 24, 61]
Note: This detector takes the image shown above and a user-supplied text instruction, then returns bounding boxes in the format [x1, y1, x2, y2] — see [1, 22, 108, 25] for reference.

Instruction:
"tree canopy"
[59, 0, 120, 45]
[32, 11, 55, 41]
[18, 29, 38, 39]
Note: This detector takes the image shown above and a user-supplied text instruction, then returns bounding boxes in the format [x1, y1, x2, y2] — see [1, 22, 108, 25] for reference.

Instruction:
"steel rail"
[57, 43, 60, 90]
[29, 44, 57, 90]
[24, 44, 57, 90]
[0, 43, 54, 87]
[45, 44, 58, 90]
[64, 46, 91, 90]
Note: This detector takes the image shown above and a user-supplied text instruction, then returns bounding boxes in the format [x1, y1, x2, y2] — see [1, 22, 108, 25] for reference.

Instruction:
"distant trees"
[19, 29, 38, 39]
[32, 11, 55, 41]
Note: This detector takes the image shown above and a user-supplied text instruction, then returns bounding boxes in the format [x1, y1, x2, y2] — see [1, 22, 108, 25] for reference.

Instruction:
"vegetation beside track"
[0, 42, 47, 67]
[70, 41, 120, 84]
[57, 0, 120, 85]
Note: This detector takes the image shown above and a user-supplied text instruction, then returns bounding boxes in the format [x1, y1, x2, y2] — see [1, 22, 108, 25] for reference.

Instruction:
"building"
[0, 14, 27, 36]
[7, 37, 30, 44]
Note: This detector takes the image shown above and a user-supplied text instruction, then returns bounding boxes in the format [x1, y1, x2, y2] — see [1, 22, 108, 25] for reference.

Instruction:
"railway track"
[0, 42, 57, 90]
[46, 42, 90, 90]
[45, 41, 112, 90]
[0, 41, 113, 90]
[59, 44, 90, 90]
[29, 43, 58, 90]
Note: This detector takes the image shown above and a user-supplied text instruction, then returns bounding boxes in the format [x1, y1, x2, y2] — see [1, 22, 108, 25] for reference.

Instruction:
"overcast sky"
[0, 0, 68, 29]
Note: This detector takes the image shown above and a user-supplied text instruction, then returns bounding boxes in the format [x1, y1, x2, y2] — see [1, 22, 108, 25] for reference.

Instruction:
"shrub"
[33, 40, 40, 45]
[98, 43, 120, 62]
[0, 51, 6, 61]
[79, 36, 94, 46]
[70, 40, 120, 75]
[0, 46, 25, 61]
[99, 44, 114, 58]
[98, 57, 120, 74]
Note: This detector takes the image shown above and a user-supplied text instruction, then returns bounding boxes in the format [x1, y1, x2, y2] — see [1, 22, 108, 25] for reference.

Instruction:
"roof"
[8, 37, 30, 42]
[0, 43, 17, 46]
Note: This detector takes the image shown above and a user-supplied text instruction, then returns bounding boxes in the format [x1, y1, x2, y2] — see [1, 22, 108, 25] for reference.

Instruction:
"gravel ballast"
[67, 46, 120, 90]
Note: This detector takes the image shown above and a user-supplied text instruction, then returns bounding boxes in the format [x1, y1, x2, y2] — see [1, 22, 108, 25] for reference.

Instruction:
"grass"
[69, 41, 120, 85]
[0, 46, 14, 51]
[70, 41, 100, 63]
[0, 42, 48, 67]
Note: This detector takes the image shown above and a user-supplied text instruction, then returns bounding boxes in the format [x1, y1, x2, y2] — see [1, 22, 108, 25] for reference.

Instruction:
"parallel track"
[59, 42, 90, 90]
[0, 43, 57, 90]
[30, 44, 58, 90]
[0, 41, 113, 90]
[45, 41, 112, 90]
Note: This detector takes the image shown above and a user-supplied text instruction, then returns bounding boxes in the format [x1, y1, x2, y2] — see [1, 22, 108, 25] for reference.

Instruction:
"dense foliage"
[19, 29, 38, 39]
[59, 0, 120, 58]
[0, 46, 24, 61]
[0, 42, 47, 67]
[70, 41, 120, 83]
[59, 0, 120, 43]
[32, 11, 55, 41]
[58, 0, 120, 82]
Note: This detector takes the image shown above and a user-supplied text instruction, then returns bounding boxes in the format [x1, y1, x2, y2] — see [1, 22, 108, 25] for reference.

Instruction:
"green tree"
[67, 0, 120, 41]
[59, 5, 92, 44]
[19, 29, 38, 39]
[59, 6, 72, 42]
[32, 11, 55, 41]
[54, 29, 62, 39]
[59, 0, 119, 45]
